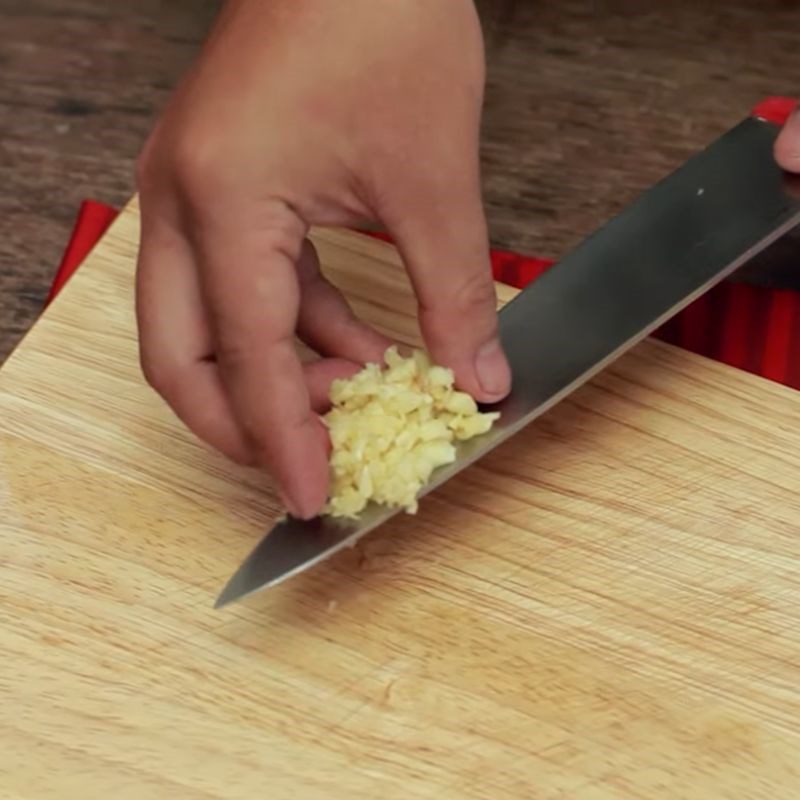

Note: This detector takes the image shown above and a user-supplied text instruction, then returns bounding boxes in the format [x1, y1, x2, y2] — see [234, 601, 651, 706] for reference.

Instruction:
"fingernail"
[475, 338, 511, 398]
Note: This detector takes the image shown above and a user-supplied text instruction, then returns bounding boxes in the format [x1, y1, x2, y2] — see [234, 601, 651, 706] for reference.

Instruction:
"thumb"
[775, 106, 800, 173]
[386, 176, 512, 404]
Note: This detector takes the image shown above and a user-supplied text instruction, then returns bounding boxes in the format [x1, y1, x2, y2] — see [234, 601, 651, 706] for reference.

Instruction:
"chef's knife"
[215, 98, 800, 609]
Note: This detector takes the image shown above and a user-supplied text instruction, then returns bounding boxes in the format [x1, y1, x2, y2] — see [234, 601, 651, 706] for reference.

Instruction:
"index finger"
[194, 200, 330, 519]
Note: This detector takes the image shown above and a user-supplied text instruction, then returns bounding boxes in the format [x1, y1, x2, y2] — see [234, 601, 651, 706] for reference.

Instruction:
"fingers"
[136, 196, 393, 519]
[135, 211, 255, 466]
[295, 239, 392, 364]
[386, 169, 511, 404]
[304, 358, 363, 412]
[192, 200, 331, 519]
[775, 107, 800, 173]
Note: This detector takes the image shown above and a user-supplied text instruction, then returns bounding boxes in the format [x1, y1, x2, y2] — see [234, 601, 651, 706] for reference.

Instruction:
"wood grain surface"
[2, 0, 800, 361]
[3, 199, 800, 798]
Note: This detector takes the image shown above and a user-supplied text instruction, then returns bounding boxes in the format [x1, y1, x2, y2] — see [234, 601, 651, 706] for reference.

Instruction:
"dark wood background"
[2, 0, 799, 363]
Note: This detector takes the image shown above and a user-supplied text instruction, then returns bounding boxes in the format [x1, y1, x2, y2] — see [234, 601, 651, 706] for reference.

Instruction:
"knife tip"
[213, 581, 243, 610]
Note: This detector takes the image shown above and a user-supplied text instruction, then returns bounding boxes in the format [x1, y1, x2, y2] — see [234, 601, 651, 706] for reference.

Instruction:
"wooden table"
[2, 199, 800, 798]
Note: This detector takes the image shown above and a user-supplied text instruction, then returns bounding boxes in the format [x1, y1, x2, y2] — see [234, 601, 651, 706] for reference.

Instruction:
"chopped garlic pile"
[322, 346, 500, 519]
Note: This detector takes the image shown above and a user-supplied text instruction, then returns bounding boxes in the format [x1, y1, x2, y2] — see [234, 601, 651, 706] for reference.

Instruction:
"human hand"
[134, 0, 511, 519]
[775, 105, 800, 172]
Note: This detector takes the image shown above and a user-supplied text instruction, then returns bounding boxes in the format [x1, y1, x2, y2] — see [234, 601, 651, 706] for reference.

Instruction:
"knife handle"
[751, 96, 798, 126]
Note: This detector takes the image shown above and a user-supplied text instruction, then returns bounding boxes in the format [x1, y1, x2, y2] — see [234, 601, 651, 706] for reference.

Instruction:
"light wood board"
[2, 197, 800, 799]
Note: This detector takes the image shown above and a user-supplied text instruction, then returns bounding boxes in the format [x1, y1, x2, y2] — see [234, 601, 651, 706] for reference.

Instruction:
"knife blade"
[215, 109, 800, 609]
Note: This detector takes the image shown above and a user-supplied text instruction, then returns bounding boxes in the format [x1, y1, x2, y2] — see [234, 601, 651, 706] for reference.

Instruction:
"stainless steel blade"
[215, 114, 800, 609]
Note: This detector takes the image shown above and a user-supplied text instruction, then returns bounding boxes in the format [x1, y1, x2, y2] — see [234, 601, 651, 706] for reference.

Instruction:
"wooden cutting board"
[3, 197, 800, 799]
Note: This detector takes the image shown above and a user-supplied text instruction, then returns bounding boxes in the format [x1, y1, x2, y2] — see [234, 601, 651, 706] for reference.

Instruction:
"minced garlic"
[321, 346, 500, 519]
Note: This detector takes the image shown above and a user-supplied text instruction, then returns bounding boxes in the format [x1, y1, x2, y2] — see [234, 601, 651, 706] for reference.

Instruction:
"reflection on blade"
[215, 115, 800, 608]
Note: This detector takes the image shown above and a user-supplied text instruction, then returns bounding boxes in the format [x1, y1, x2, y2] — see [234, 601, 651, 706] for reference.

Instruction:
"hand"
[134, 0, 511, 519]
[775, 105, 800, 172]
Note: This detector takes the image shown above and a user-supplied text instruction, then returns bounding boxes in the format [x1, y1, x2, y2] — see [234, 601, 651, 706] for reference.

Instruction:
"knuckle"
[248, 436, 277, 469]
[418, 265, 498, 346]
[257, 208, 306, 262]
[226, 405, 273, 462]
[170, 132, 231, 204]
[133, 122, 227, 206]
[451, 267, 498, 315]
[139, 346, 178, 399]
[215, 336, 252, 376]
[212, 337, 267, 404]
